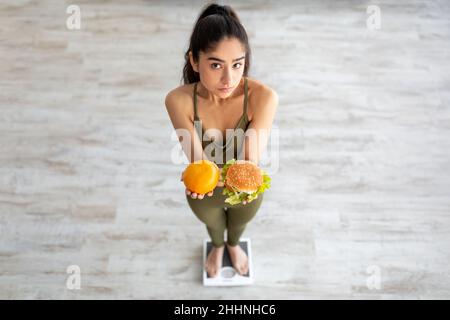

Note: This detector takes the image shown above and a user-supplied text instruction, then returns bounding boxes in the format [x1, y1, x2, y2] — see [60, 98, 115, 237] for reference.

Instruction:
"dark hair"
[182, 3, 251, 84]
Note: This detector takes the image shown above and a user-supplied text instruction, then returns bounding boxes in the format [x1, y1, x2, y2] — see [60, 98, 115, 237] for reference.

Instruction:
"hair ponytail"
[182, 3, 251, 84]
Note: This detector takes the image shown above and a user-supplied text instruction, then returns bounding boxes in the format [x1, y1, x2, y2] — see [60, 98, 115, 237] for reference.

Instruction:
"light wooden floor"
[1, 0, 449, 299]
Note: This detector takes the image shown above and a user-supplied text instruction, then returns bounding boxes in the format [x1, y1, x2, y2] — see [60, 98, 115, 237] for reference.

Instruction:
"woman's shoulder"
[246, 77, 279, 110]
[165, 83, 195, 104]
[165, 83, 196, 111]
[165, 83, 196, 122]
[247, 77, 278, 100]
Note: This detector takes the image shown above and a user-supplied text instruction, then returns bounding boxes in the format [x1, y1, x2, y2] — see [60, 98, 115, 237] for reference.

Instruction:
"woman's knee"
[227, 208, 258, 227]
[199, 214, 227, 229]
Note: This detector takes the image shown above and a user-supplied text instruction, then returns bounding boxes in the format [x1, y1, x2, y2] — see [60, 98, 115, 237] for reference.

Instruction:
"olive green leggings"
[186, 187, 264, 247]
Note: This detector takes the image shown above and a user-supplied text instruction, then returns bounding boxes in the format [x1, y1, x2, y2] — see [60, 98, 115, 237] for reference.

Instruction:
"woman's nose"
[221, 68, 233, 86]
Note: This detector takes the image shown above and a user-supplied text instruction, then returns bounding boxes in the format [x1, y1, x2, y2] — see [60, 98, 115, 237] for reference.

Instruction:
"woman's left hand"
[217, 167, 225, 187]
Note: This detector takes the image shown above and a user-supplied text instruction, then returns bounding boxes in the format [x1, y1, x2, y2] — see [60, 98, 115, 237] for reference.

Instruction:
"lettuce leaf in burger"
[221, 159, 271, 205]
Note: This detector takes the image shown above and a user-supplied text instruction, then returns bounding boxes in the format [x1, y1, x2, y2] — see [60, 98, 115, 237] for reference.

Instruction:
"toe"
[210, 268, 218, 278]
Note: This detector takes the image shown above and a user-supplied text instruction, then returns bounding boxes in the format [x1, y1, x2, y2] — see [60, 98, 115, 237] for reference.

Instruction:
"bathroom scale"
[202, 237, 254, 286]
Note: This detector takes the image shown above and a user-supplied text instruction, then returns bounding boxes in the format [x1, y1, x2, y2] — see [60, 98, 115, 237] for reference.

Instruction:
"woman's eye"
[210, 63, 243, 69]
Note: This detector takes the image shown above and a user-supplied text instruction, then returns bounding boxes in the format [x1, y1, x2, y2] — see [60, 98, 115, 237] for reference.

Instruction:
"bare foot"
[204, 245, 225, 277]
[226, 243, 249, 275]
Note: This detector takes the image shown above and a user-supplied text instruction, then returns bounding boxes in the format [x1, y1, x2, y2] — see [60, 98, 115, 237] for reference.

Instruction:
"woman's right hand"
[181, 168, 224, 199]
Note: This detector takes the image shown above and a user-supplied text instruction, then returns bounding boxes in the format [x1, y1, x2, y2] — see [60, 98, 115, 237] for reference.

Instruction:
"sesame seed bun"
[224, 160, 263, 193]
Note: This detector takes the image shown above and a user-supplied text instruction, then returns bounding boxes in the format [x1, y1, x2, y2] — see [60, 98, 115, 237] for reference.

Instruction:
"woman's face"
[190, 37, 246, 98]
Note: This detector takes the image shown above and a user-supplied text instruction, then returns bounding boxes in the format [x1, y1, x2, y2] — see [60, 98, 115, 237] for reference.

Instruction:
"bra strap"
[243, 77, 248, 120]
[193, 82, 199, 121]
[193, 82, 202, 140]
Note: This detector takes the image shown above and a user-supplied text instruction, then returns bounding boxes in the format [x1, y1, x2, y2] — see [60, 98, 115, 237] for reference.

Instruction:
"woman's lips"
[219, 86, 234, 93]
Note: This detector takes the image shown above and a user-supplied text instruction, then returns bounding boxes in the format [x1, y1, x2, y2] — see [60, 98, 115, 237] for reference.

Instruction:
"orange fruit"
[182, 160, 220, 194]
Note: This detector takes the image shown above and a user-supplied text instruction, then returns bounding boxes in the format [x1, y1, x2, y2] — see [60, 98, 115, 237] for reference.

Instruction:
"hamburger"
[221, 159, 271, 205]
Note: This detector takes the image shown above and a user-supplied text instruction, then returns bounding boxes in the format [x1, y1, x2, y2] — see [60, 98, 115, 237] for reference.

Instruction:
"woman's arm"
[165, 89, 208, 163]
[238, 86, 279, 166]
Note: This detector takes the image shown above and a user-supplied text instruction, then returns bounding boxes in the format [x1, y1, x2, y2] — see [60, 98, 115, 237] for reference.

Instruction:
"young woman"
[165, 3, 278, 278]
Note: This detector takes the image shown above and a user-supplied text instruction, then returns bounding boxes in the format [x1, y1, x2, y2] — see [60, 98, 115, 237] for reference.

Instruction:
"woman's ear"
[189, 51, 199, 73]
